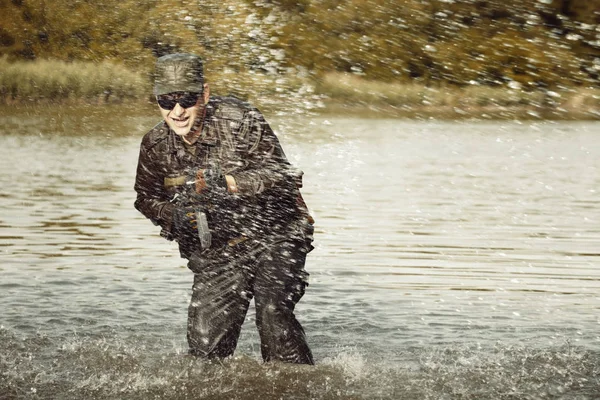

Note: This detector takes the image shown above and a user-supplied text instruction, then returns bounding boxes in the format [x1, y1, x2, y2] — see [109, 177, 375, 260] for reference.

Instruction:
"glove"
[171, 206, 200, 250]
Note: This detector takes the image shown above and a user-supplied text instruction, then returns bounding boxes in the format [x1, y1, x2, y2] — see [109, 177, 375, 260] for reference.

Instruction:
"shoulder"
[209, 96, 263, 122]
[140, 121, 169, 150]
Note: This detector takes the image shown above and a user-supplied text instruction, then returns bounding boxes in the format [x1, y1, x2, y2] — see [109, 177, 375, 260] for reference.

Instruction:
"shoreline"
[320, 102, 600, 121]
[3, 98, 598, 121]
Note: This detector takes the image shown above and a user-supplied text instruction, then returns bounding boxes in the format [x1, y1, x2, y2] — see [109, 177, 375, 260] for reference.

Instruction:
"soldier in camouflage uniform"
[134, 54, 314, 364]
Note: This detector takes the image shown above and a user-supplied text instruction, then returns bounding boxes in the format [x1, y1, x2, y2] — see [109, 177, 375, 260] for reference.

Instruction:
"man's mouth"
[171, 116, 189, 127]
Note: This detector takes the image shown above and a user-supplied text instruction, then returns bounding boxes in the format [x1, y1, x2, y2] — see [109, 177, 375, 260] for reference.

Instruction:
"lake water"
[1, 105, 599, 399]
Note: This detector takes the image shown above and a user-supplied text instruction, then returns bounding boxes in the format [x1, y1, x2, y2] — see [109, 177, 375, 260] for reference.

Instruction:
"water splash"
[3, 326, 598, 399]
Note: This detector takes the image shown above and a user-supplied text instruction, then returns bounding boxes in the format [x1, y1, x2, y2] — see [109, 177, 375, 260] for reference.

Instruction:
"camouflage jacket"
[134, 96, 313, 258]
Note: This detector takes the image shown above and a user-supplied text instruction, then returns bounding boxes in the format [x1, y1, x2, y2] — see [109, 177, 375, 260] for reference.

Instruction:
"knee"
[256, 300, 293, 328]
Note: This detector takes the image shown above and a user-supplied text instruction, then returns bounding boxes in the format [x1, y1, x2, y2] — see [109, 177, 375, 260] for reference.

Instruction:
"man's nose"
[172, 102, 185, 115]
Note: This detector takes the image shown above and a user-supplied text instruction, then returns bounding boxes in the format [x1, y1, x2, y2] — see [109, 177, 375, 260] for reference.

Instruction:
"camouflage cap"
[153, 53, 204, 96]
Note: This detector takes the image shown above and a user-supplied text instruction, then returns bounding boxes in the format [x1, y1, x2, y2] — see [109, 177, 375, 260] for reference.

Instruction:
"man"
[134, 53, 315, 365]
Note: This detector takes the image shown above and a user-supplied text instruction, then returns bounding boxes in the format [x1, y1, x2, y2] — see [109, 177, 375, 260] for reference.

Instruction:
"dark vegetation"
[0, 0, 598, 117]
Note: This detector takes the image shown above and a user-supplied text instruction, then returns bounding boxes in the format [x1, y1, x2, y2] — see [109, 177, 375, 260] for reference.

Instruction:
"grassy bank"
[2, 59, 599, 120]
[317, 73, 600, 120]
[0, 58, 150, 103]
[0, 58, 311, 109]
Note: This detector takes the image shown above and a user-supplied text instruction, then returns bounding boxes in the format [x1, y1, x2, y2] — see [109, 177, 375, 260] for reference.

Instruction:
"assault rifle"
[166, 166, 227, 252]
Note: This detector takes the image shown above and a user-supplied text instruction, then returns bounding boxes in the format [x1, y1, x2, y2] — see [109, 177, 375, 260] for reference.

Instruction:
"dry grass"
[0, 57, 150, 102]
[1, 60, 598, 119]
[316, 72, 600, 119]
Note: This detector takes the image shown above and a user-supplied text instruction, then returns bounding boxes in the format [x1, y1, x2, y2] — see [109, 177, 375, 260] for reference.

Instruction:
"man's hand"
[171, 206, 200, 248]
[189, 162, 237, 194]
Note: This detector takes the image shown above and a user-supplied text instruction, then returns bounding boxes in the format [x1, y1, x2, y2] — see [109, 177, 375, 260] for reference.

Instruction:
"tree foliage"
[0, 0, 598, 88]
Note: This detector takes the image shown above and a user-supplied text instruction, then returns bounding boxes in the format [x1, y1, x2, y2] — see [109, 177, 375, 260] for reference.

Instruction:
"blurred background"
[0, 0, 598, 118]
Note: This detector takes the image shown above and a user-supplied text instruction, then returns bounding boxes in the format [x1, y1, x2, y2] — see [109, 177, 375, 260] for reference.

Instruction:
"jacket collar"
[197, 98, 218, 145]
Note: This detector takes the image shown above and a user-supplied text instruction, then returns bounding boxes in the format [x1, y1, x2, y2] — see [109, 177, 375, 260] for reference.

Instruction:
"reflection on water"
[1, 106, 599, 398]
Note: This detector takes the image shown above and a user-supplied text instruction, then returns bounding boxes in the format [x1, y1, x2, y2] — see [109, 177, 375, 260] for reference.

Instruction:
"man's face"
[157, 85, 210, 138]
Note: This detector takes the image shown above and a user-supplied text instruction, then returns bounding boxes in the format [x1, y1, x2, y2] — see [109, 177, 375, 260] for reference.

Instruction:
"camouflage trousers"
[186, 238, 314, 365]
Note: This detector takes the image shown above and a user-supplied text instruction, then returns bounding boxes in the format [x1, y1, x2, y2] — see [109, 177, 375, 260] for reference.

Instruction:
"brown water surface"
[1, 105, 599, 398]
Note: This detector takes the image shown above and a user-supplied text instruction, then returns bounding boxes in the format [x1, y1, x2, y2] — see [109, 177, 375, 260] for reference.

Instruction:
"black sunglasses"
[157, 92, 202, 110]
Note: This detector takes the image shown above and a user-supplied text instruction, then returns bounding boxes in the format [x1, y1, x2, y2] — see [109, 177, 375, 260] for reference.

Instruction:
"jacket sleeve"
[231, 109, 300, 196]
[133, 138, 174, 235]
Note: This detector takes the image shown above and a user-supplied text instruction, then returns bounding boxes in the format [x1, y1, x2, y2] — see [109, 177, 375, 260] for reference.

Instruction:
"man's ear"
[203, 83, 210, 104]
